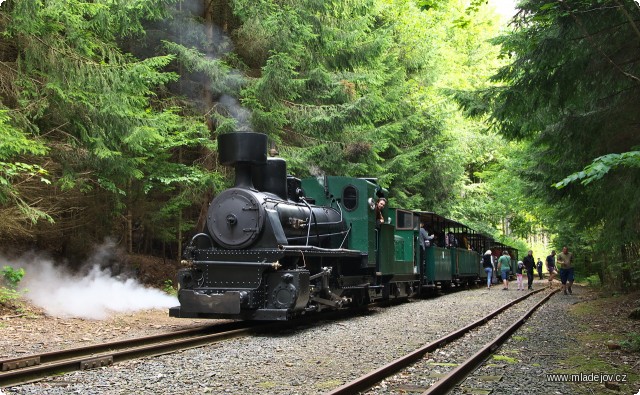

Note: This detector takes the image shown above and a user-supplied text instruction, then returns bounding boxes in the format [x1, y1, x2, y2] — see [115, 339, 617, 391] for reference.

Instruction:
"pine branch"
[613, 0, 640, 40]
[559, 0, 640, 84]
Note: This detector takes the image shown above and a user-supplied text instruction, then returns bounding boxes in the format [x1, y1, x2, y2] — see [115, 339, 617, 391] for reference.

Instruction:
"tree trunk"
[177, 148, 183, 260]
[127, 179, 133, 254]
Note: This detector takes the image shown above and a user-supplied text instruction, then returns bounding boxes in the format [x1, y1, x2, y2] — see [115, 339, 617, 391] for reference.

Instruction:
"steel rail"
[1, 321, 248, 373]
[0, 323, 258, 388]
[422, 288, 560, 394]
[326, 287, 549, 395]
[0, 308, 359, 388]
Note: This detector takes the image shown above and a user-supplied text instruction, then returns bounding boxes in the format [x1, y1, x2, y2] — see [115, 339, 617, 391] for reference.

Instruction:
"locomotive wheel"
[350, 290, 370, 308]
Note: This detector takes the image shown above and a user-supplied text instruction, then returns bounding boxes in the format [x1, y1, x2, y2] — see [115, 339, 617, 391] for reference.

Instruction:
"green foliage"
[0, 0, 556, 267]
[0, 287, 22, 306]
[2, 266, 25, 288]
[492, 355, 519, 364]
[236, 0, 410, 172]
[554, 151, 640, 188]
[162, 279, 176, 296]
[621, 333, 640, 352]
[582, 274, 601, 287]
[162, 41, 244, 97]
[0, 0, 215, 250]
[1, 266, 25, 307]
[0, 108, 51, 225]
[231, 0, 510, 224]
[485, 0, 640, 287]
[0, 110, 47, 160]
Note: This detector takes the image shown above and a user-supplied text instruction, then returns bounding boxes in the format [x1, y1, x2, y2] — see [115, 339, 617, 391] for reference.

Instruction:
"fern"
[554, 151, 640, 188]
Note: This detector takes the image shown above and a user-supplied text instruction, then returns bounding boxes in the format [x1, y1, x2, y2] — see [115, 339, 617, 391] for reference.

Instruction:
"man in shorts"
[557, 246, 574, 295]
[546, 250, 557, 287]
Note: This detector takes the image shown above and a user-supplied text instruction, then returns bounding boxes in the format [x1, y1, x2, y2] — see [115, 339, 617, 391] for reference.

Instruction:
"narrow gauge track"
[0, 309, 362, 388]
[327, 288, 559, 395]
[0, 286, 512, 390]
[0, 284, 461, 390]
[0, 320, 258, 387]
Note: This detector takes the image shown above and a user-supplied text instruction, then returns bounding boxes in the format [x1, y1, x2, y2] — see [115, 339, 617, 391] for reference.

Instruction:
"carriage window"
[342, 185, 358, 211]
[396, 210, 413, 230]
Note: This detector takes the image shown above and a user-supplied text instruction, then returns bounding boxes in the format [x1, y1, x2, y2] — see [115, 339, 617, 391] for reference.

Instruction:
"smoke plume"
[2, 246, 177, 320]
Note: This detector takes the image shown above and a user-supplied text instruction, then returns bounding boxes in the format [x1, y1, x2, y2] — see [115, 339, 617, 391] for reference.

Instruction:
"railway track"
[1, 286, 545, 391]
[327, 287, 559, 395]
[0, 307, 369, 388]
[0, 320, 261, 387]
[0, 294, 435, 389]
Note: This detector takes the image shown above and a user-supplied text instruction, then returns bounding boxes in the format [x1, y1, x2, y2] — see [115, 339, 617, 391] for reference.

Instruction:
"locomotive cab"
[301, 177, 418, 299]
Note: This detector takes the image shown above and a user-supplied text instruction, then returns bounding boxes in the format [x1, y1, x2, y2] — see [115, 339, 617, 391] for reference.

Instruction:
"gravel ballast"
[0, 281, 616, 394]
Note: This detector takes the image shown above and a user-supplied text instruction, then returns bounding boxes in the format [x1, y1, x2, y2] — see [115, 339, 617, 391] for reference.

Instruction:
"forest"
[0, 0, 639, 290]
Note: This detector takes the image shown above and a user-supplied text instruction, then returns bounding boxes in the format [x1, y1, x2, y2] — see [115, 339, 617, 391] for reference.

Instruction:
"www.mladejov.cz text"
[546, 373, 628, 383]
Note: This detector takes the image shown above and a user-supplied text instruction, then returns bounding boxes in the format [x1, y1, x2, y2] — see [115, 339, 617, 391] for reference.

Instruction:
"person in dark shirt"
[515, 260, 524, 290]
[522, 250, 535, 290]
[536, 259, 543, 280]
[418, 222, 434, 249]
[546, 250, 557, 287]
[418, 221, 434, 272]
[482, 249, 494, 290]
[446, 231, 458, 248]
[374, 197, 387, 227]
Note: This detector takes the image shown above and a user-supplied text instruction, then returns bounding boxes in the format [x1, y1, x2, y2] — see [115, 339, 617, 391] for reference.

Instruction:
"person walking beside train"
[515, 260, 524, 290]
[523, 250, 535, 290]
[482, 250, 493, 290]
[536, 258, 543, 280]
[497, 250, 511, 290]
[557, 246, 574, 295]
[546, 250, 557, 287]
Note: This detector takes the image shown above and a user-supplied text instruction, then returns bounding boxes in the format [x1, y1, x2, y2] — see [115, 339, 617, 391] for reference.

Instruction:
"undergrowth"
[1, 265, 25, 308]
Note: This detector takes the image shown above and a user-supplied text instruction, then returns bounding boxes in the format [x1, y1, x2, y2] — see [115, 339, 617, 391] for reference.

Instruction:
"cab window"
[342, 185, 358, 211]
[396, 210, 413, 230]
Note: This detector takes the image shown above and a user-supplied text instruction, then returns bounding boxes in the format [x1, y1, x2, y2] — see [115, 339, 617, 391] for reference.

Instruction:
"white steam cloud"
[219, 94, 253, 132]
[3, 247, 177, 320]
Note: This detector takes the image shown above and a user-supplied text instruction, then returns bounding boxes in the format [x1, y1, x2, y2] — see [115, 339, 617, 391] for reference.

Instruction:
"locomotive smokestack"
[217, 132, 268, 188]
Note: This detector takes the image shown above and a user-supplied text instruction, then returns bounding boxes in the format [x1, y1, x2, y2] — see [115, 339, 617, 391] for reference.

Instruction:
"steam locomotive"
[169, 132, 517, 321]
